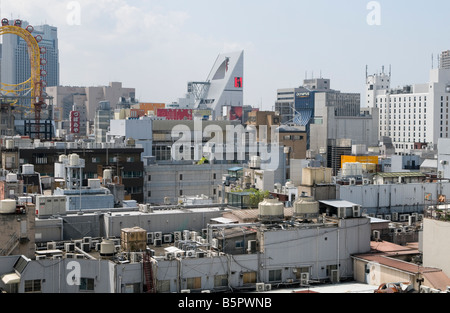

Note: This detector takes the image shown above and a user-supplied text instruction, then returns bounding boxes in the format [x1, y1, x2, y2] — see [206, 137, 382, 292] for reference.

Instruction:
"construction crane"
[0, 18, 46, 138]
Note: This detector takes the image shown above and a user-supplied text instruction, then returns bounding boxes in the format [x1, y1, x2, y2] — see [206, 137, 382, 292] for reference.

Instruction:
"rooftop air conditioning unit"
[186, 250, 196, 258]
[190, 231, 197, 241]
[114, 245, 121, 252]
[147, 232, 154, 244]
[165, 252, 174, 260]
[154, 239, 162, 247]
[338, 207, 347, 219]
[211, 238, 219, 249]
[47, 242, 56, 250]
[154, 232, 162, 240]
[65, 243, 75, 252]
[385, 214, 392, 221]
[420, 286, 431, 293]
[183, 230, 190, 240]
[300, 273, 310, 285]
[174, 231, 182, 241]
[163, 234, 173, 243]
[392, 213, 399, 221]
[373, 230, 381, 241]
[256, 283, 265, 292]
[353, 205, 361, 218]
[76, 254, 84, 259]
[196, 251, 205, 258]
[264, 284, 272, 291]
[81, 242, 90, 252]
[36, 255, 46, 260]
[175, 251, 184, 258]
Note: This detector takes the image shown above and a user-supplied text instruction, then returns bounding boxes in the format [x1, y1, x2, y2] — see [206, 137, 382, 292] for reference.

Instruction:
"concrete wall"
[422, 218, 450, 277]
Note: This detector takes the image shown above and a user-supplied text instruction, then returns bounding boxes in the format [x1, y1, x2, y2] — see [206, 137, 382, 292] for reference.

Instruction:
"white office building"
[366, 60, 450, 154]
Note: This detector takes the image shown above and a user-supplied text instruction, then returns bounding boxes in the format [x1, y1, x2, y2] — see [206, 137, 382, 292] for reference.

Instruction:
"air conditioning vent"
[300, 273, 310, 285]
[255, 283, 265, 292]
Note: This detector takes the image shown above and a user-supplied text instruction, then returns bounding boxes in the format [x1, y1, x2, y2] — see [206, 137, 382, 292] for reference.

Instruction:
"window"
[92, 157, 100, 163]
[123, 283, 140, 293]
[156, 280, 170, 293]
[186, 277, 201, 290]
[148, 175, 151, 181]
[24, 280, 41, 293]
[79, 278, 95, 291]
[179, 174, 183, 180]
[243, 272, 257, 284]
[148, 191, 151, 197]
[294, 267, 310, 279]
[268, 269, 282, 282]
[235, 240, 244, 248]
[214, 275, 228, 287]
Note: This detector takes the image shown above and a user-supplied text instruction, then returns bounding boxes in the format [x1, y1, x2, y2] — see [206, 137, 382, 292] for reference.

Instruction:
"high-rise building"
[174, 51, 244, 120]
[366, 56, 450, 154]
[440, 50, 450, 69]
[275, 78, 361, 151]
[1, 20, 59, 90]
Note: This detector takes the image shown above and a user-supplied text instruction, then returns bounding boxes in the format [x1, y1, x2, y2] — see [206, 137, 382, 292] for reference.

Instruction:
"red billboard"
[70, 111, 80, 133]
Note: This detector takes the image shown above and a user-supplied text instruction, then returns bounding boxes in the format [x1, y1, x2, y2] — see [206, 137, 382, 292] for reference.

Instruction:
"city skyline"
[1, 0, 449, 110]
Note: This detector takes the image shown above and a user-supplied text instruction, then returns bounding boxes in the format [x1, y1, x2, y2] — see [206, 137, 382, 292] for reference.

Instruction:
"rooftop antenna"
[389, 64, 391, 78]
[382, 65, 385, 74]
[432, 53, 434, 69]
[366, 65, 368, 79]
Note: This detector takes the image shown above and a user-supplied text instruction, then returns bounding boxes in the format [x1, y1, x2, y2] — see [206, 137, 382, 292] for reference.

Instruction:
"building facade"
[366, 58, 450, 154]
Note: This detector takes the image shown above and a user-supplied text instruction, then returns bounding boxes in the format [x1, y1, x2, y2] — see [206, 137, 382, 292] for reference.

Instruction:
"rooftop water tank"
[293, 195, 319, 218]
[0, 199, 16, 214]
[103, 169, 113, 181]
[100, 239, 115, 256]
[249, 156, 261, 169]
[59, 154, 68, 163]
[69, 154, 79, 166]
[258, 198, 284, 222]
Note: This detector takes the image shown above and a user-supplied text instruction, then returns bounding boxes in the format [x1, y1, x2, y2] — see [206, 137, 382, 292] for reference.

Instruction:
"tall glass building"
[1, 20, 59, 92]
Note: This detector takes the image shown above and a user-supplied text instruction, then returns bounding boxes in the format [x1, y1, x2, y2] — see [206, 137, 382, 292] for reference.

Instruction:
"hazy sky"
[1, 0, 449, 110]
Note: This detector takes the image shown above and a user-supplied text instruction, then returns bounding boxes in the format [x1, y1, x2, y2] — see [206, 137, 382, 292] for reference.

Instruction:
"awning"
[1, 273, 20, 285]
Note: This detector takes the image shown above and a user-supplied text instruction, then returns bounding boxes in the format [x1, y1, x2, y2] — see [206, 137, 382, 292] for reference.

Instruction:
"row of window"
[148, 173, 218, 181]
[24, 278, 94, 293]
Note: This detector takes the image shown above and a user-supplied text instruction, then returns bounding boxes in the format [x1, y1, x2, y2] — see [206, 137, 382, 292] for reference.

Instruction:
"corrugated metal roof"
[319, 200, 359, 208]
[375, 172, 426, 178]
